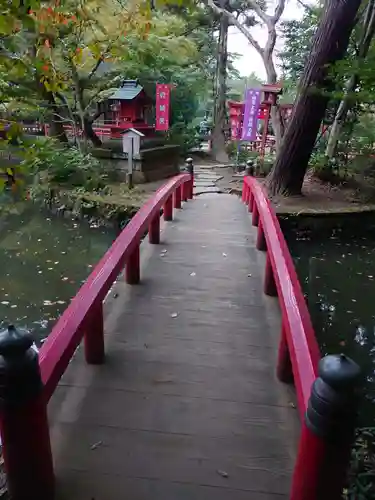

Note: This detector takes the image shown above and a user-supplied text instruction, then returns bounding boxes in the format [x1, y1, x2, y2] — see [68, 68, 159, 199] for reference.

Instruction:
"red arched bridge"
[0, 169, 361, 500]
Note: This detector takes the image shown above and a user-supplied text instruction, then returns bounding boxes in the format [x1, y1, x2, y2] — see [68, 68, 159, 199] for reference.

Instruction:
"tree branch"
[273, 0, 286, 22]
[295, 0, 313, 14]
[205, 0, 264, 56]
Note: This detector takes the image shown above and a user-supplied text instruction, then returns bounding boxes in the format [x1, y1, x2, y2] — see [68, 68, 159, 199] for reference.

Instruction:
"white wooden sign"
[121, 128, 144, 157]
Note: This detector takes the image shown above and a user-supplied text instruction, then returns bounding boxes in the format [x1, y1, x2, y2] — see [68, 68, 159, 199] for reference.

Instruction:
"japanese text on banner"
[155, 84, 170, 131]
[241, 89, 261, 141]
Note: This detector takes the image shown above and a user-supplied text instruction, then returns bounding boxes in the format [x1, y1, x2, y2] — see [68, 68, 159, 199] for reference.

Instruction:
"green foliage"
[21, 137, 106, 190]
[345, 427, 375, 500]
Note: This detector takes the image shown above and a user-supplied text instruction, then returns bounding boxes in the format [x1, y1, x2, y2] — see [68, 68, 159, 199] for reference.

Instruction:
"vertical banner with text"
[155, 83, 170, 131]
[241, 88, 261, 141]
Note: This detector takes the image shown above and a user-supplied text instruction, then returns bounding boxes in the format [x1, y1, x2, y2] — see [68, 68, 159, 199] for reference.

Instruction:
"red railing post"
[186, 157, 194, 199]
[182, 182, 188, 202]
[126, 244, 140, 284]
[0, 325, 55, 500]
[276, 322, 294, 383]
[174, 185, 182, 209]
[242, 182, 247, 202]
[256, 219, 267, 251]
[264, 253, 277, 296]
[290, 354, 361, 500]
[163, 195, 173, 221]
[84, 300, 105, 364]
[149, 214, 160, 244]
[252, 203, 259, 226]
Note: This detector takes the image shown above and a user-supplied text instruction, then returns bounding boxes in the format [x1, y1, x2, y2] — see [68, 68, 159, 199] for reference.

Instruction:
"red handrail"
[39, 173, 192, 401]
[242, 177, 321, 417]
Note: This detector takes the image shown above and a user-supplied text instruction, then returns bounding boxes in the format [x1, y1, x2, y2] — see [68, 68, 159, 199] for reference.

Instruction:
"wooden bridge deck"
[48, 193, 299, 500]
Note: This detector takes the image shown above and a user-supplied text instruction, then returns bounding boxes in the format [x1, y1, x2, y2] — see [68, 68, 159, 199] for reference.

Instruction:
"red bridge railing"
[242, 176, 361, 500]
[0, 171, 193, 500]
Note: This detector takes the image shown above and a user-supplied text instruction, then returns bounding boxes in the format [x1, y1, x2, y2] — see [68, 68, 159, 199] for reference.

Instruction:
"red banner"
[155, 83, 170, 131]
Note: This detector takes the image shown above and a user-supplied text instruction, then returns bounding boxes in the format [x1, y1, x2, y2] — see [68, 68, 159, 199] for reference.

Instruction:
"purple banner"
[241, 88, 261, 141]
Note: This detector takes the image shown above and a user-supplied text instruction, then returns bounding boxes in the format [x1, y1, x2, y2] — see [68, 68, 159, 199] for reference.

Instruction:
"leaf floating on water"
[62, 277, 69, 281]
[10, 305, 17, 308]
[54, 261, 59, 265]
[170, 312, 178, 318]
[90, 440, 103, 450]
[339, 340, 346, 347]
[43, 300, 54, 306]
[217, 470, 229, 478]
[1, 301, 9, 306]
[56, 300, 65, 305]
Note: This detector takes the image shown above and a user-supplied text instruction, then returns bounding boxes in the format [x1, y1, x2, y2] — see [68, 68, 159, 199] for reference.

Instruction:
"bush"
[226, 141, 259, 164]
[20, 137, 107, 190]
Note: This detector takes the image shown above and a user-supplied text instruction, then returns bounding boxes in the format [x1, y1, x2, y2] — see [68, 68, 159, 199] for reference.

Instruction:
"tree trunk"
[325, 0, 375, 158]
[325, 74, 357, 158]
[211, 11, 229, 163]
[83, 118, 102, 147]
[264, 54, 284, 151]
[267, 0, 362, 196]
[48, 95, 68, 144]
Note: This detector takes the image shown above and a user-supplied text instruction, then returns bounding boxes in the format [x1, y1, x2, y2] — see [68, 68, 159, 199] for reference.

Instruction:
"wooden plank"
[50, 194, 299, 499]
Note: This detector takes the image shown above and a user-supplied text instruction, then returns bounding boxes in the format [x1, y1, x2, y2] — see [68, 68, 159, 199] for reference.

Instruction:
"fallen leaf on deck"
[170, 312, 178, 318]
[90, 441, 103, 450]
[190, 272, 196, 277]
[217, 470, 229, 478]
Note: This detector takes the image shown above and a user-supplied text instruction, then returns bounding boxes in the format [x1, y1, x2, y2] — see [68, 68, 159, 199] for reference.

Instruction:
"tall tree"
[267, 0, 362, 196]
[325, 0, 375, 158]
[212, 2, 229, 163]
[206, 0, 286, 150]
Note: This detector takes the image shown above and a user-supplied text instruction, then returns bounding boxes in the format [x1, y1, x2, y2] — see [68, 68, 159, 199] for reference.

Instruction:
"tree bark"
[83, 118, 102, 147]
[325, 0, 375, 158]
[46, 94, 68, 144]
[267, 0, 362, 196]
[212, 10, 229, 163]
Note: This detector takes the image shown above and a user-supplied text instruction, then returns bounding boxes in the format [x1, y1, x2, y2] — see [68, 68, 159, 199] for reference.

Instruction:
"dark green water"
[285, 219, 375, 427]
[0, 207, 115, 344]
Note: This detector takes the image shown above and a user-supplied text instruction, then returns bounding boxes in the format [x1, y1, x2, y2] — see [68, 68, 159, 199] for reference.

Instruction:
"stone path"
[193, 165, 224, 195]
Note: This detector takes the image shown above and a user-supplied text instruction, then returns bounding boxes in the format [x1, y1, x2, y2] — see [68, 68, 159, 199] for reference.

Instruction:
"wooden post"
[126, 244, 140, 284]
[149, 214, 160, 244]
[252, 204, 259, 226]
[264, 253, 277, 296]
[276, 322, 294, 383]
[186, 157, 194, 199]
[174, 185, 182, 209]
[163, 195, 173, 221]
[291, 355, 361, 500]
[256, 220, 267, 251]
[84, 300, 105, 364]
[0, 325, 55, 500]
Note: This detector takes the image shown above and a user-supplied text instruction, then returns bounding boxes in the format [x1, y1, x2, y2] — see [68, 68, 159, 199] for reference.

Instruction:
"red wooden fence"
[242, 176, 320, 416]
[39, 173, 192, 401]
[242, 176, 360, 500]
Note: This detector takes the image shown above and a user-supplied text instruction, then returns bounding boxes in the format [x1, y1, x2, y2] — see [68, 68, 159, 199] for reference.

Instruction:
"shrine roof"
[109, 83, 144, 101]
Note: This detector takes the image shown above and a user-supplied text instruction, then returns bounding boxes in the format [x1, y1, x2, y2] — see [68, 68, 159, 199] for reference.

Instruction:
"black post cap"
[319, 354, 361, 391]
[0, 325, 41, 407]
[306, 354, 361, 440]
[0, 325, 34, 357]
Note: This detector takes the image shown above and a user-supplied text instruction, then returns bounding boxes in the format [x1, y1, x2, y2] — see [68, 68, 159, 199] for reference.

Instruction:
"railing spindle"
[252, 203, 259, 226]
[84, 300, 105, 364]
[126, 244, 140, 284]
[276, 322, 293, 383]
[149, 214, 160, 244]
[256, 219, 267, 251]
[264, 253, 277, 296]
[174, 185, 182, 209]
[163, 195, 173, 221]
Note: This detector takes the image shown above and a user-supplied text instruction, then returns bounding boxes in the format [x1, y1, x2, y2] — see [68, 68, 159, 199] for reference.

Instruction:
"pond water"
[284, 217, 375, 428]
[0, 207, 115, 345]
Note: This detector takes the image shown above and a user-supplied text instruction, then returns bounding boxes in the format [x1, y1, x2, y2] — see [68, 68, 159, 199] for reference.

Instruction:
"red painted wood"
[84, 300, 105, 364]
[188, 176, 194, 199]
[149, 214, 160, 244]
[126, 244, 140, 285]
[252, 204, 259, 226]
[0, 395, 54, 500]
[244, 176, 320, 417]
[39, 173, 190, 402]
[174, 185, 182, 209]
[256, 220, 267, 251]
[182, 182, 189, 201]
[276, 322, 294, 383]
[290, 421, 352, 500]
[264, 253, 277, 296]
[163, 195, 173, 221]
[242, 183, 247, 202]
